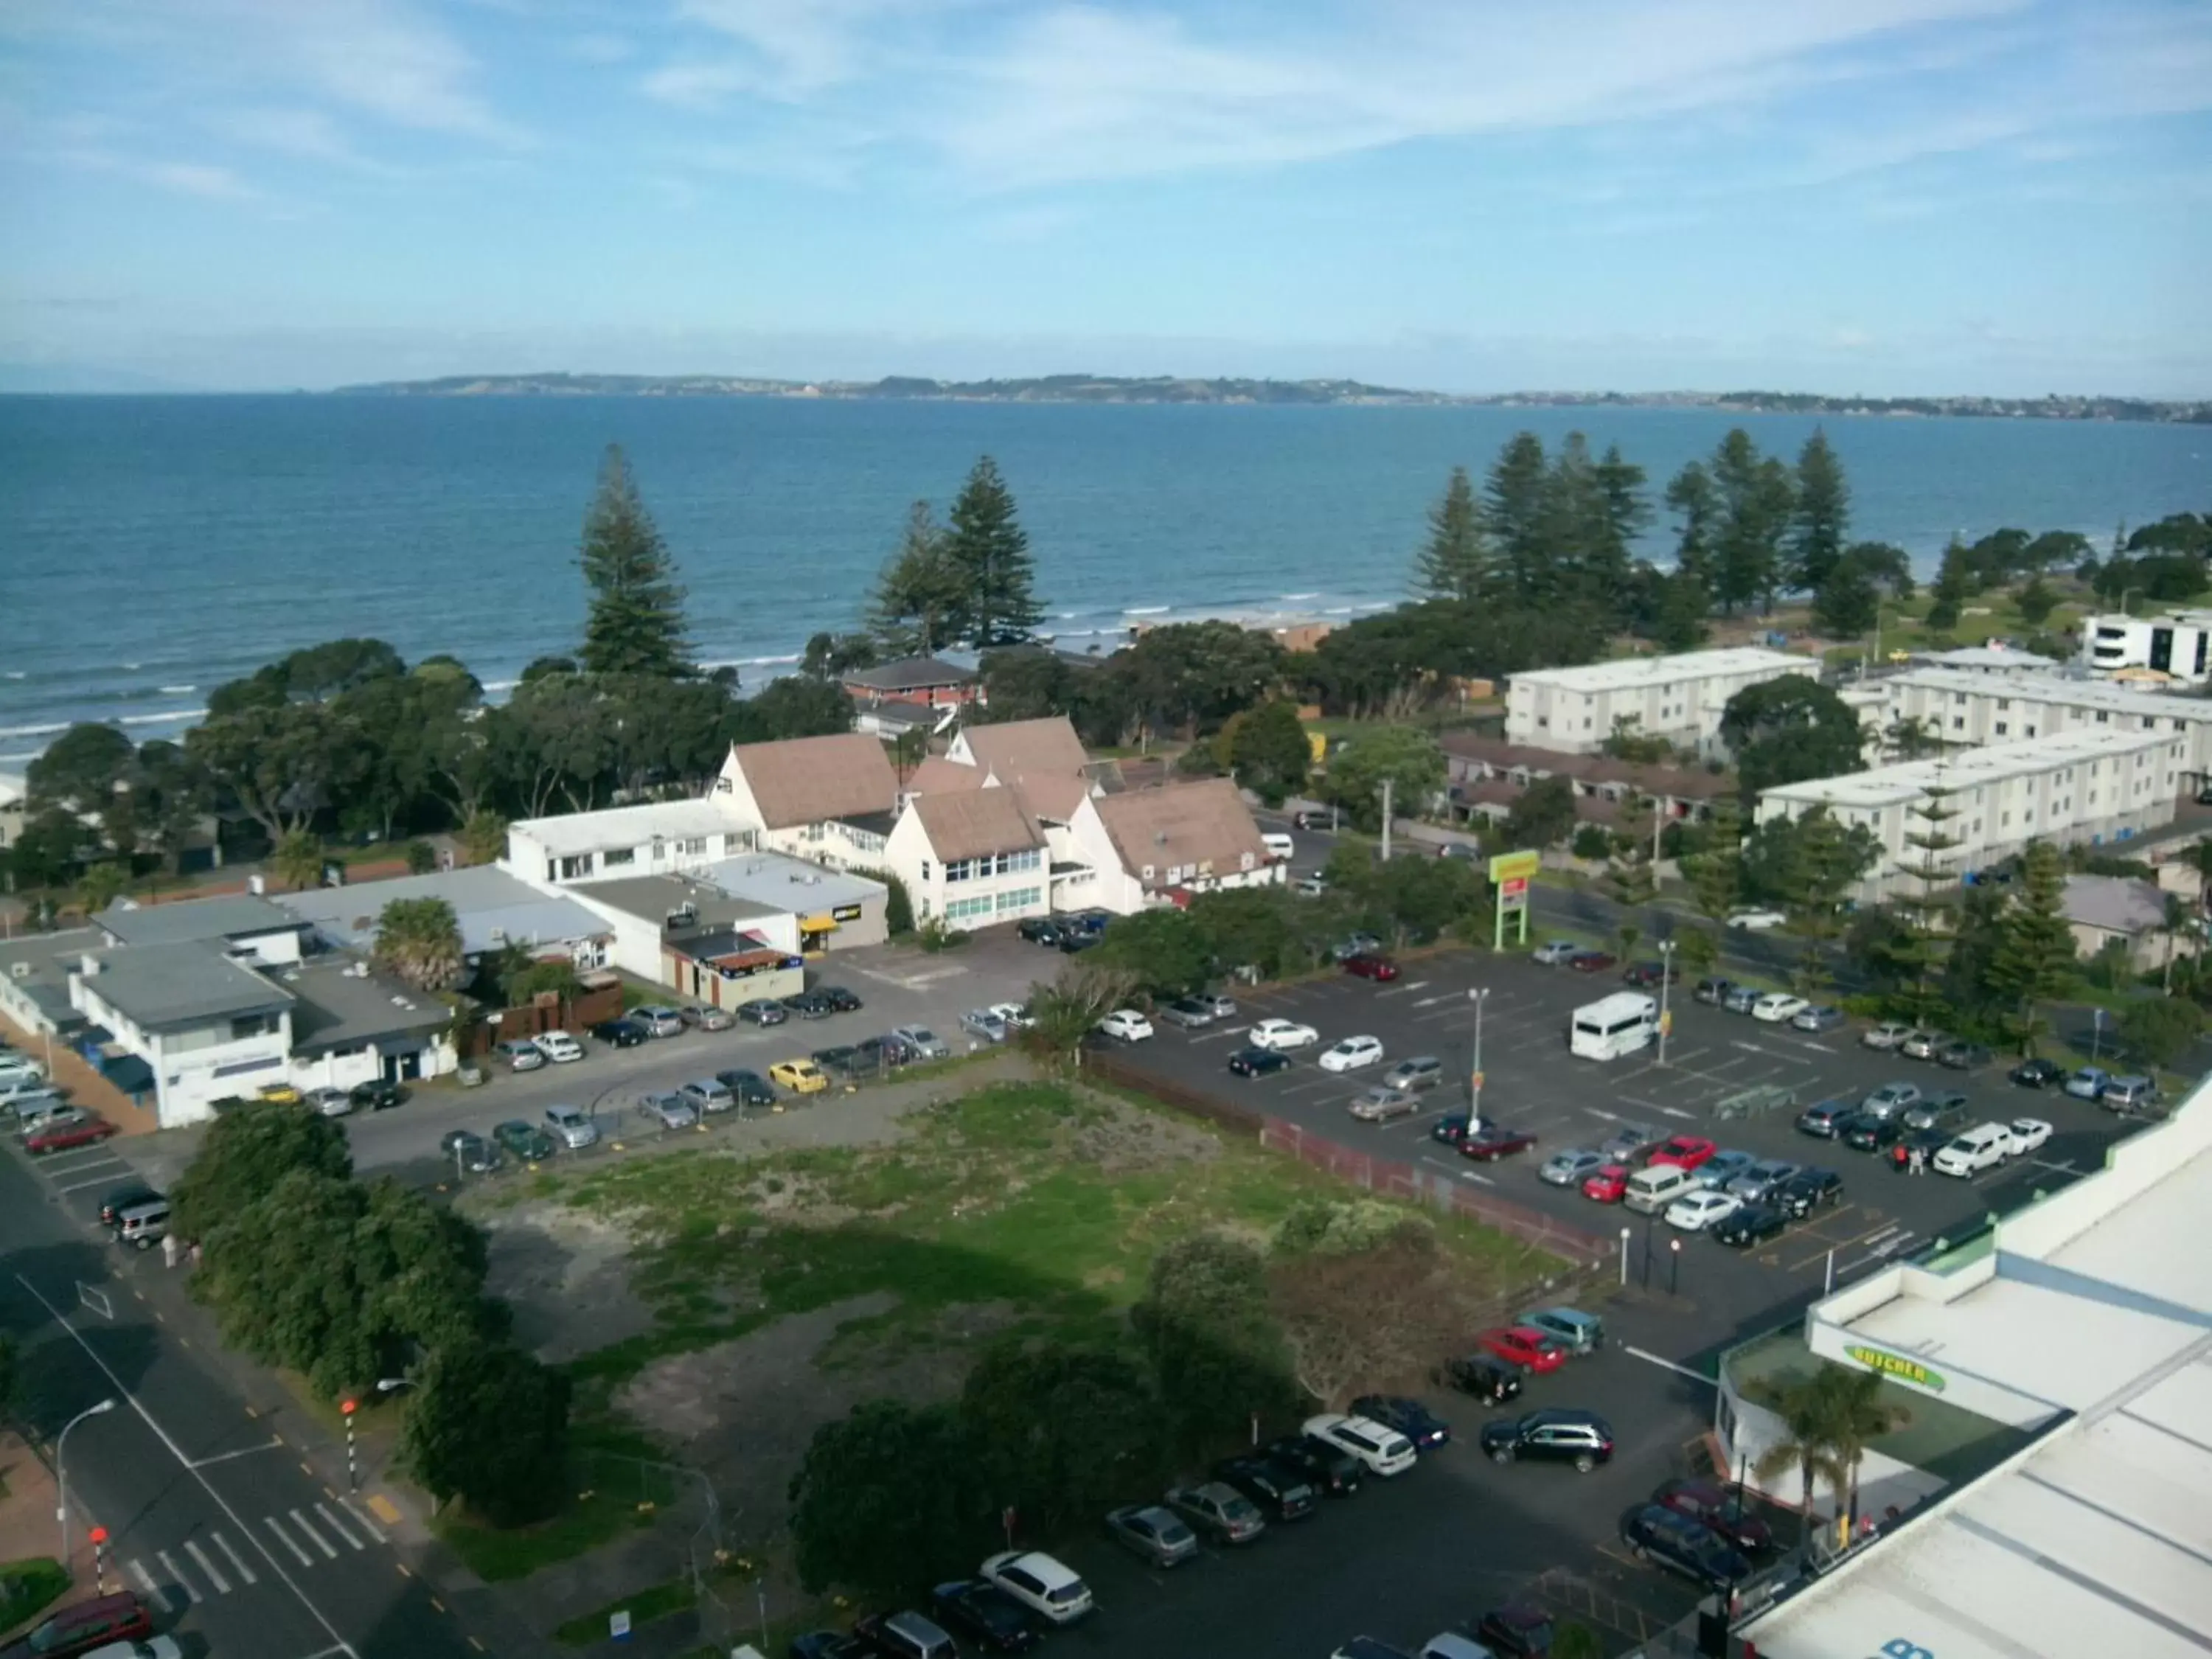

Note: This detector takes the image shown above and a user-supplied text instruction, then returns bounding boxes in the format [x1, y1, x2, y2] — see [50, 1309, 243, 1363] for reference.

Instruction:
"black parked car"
[1439, 1352, 1523, 1405]
[1711, 1204, 1789, 1248]
[1692, 976, 1733, 1006]
[349, 1079, 406, 1111]
[714, 1068, 777, 1109]
[818, 985, 863, 1013]
[1652, 1478, 1774, 1554]
[1016, 917, 1066, 946]
[591, 1018, 649, 1048]
[1841, 1112, 1908, 1153]
[928, 1581, 1039, 1654]
[1773, 1167, 1843, 1218]
[1264, 1435, 1361, 1497]
[789, 1633, 864, 1659]
[2010, 1055, 2065, 1089]
[782, 991, 835, 1019]
[812, 1046, 862, 1079]
[1619, 1503, 1752, 1590]
[1056, 930, 1099, 954]
[1351, 1394, 1452, 1452]
[1472, 1605, 1557, 1659]
[1480, 1410, 1615, 1472]
[1213, 1455, 1318, 1520]
[1228, 1046, 1292, 1077]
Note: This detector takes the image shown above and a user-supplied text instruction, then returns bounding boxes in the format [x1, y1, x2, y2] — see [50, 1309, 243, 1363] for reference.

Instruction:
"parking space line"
[53, 1167, 133, 1193]
[1377, 981, 1431, 997]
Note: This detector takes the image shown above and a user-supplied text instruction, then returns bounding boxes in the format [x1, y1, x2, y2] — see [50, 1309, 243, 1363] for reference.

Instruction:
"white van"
[1624, 1165, 1700, 1214]
[1262, 832, 1296, 861]
[1570, 993, 1658, 1061]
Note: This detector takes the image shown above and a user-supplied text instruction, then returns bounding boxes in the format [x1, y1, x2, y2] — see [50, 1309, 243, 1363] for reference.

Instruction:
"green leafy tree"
[1605, 793, 1658, 908]
[2015, 576, 2059, 627]
[403, 1338, 570, 1526]
[1481, 433, 1554, 604]
[1018, 964, 1138, 1074]
[1504, 774, 1577, 852]
[373, 897, 466, 992]
[2119, 995, 2202, 1071]
[173, 1102, 352, 1244]
[942, 456, 1043, 647]
[1225, 701, 1311, 805]
[403, 840, 438, 875]
[75, 861, 130, 917]
[1091, 907, 1214, 999]
[1188, 886, 1321, 981]
[1570, 823, 1612, 860]
[186, 701, 368, 844]
[1786, 810, 1880, 945]
[27, 723, 136, 816]
[1676, 925, 1719, 981]
[1719, 675, 1865, 797]
[960, 1346, 1165, 1534]
[868, 501, 965, 657]
[742, 675, 855, 741]
[1812, 560, 1879, 639]
[1755, 1371, 1853, 1556]
[1413, 465, 1490, 600]
[5, 810, 91, 888]
[1787, 429, 1851, 591]
[1663, 460, 1720, 598]
[131, 739, 213, 874]
[1325, 726, 1445, 832]
[1889, 778, 1966, 1028]
[1884, 715, 1942, 761]
[459, 810, 507, 866]
[1132, 1235, 1301, 1460]
[1985, 842, 2075, 1049]
[790, 1401, 996, 1601]
[273, 829, 325, 892]
[866, 869, 915, 936]
[197, 1169, 381, 1394]
[1121, 621, 1284, 739]
[977, 648, 1079, 724]
[577, 445, 689, 678]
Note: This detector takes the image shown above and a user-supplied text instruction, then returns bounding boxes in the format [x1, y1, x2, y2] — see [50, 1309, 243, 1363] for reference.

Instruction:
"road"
[0, 1145, 479, 1659]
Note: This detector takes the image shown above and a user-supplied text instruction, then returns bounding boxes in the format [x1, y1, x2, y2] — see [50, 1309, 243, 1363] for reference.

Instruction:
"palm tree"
[271, 830, 324, 892]
[372, 897, 466, 992]
[1753, 1371, 1851, 1560]
[1820, 1364, 1911, 1543]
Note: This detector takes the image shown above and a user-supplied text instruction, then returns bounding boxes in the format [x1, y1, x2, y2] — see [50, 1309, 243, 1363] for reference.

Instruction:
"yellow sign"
[1307, 731, 1329, 765]
[1488, 849, 1540, 884]
[1845, 1343, 1946, 1392]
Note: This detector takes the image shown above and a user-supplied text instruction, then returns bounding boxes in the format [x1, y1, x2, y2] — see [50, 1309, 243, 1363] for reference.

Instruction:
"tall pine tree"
[1481, 432, 1554, 605]
[867, 501, 964, 658]
[942, 456, 1043, 647]
[1413, 466, 1489, 600]
[1663, 459, 1721, 598]
[1709, 429, 1796, 614]
[577, 445, 690, 678]
[1788, 428, 1851, 593]
[1891, 768, 1964, 1029]
[1986, 841, 2075, 1052]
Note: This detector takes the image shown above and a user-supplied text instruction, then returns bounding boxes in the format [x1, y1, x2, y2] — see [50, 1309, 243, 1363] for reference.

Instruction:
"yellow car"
[768, 1058, 828, 1095]
[257, 1082, 303, 1105]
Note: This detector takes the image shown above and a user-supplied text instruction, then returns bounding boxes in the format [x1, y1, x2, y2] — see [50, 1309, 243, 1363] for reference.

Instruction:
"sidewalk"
[0, 1012, 158, 1140]
[0, 1432, 98, 1624]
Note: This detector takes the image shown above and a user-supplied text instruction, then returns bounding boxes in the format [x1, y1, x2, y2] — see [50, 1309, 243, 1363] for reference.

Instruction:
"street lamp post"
[1467, 987, 1489, 1127]
[56, 1398, 116, 1567]
[1656, 939, 1676, 1065]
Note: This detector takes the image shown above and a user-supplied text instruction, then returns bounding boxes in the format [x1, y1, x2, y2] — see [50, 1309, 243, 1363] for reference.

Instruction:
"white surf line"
[189, 1438, 285, 1469]
[1624, 1345, 1716, 1385]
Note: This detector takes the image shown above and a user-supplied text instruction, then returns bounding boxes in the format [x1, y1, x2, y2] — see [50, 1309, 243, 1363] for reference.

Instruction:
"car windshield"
[911, 1029, 936, 1043]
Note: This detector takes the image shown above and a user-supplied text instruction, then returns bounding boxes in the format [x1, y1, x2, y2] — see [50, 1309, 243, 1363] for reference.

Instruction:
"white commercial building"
[884, 789, 1049, 933]
[1736, 1079, 2212, 1659]
[2081, 608, 2212, 684]
[505, 797, 747, 888]
[1756, 728, 2188, 900]
[1884, 667, 2212, 774]
[1505, 647, 1813, 757]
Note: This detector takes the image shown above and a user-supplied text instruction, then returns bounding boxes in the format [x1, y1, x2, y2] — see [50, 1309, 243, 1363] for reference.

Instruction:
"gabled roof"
[959, 716, 1089, 781]
[1092, 781, 1268, 888]
[2062, 874, 2171, 936]
[729, 733, 900, 830]
[908, 756, 984, 795]
[906, 790, 1044, 863]
[1009, 772, 1091, 823]
[841, 655, 975, 693]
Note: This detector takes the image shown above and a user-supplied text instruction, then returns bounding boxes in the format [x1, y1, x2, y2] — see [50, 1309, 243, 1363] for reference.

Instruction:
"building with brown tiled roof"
[885, 790, 1048, 932]
[947, 716, 1091, 785]
[1063, 779, 1282, 914]
[716, 733, 902, 871]
[1439, 731, 1731, 835]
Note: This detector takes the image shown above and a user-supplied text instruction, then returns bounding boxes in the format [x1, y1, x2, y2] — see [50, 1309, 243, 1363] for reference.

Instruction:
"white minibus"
[1570, 992, 1658, 1061]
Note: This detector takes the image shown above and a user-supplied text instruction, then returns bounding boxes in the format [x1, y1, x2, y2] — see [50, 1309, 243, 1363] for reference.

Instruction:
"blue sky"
[1, 0, 2208, 394]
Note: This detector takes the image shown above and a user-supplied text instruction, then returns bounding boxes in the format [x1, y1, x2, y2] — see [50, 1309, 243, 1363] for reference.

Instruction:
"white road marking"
[52, 1166, 132, 1193]
[264, 1514, 313, 1567]
[338, 1497, 386, 1544]
[158, 1548, 202, 1602]
[1657, 1105, 1697, 1121]
[1623, 1345, 1717, 1385]
[184, 1537, 231, 1593]
[314, 1503, 361, 1549]
[290, 1508, 338, 1559]
[1377, 981, 1431, 997]
[128, 1557, 177, 1613]
[1411, 993, 1453, 1009]
[189, 1438, 285, 1468]
[1582, 1106, 1622, 1121]
[1458, 1168, 1495, 1186]
[215, 1528, 258, 1584]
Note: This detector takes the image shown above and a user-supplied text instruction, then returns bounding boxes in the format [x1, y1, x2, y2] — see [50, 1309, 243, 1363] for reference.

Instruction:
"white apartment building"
[1756, 728, 2188, 901]
[1885, 667, 2212, 776]
[505, 798, 745, 887]
[2081, 608, 2212, 684]
[72, 940, 296, 1125]
[884, 790, 1049, 932]
[1505, 647, 1812, 757]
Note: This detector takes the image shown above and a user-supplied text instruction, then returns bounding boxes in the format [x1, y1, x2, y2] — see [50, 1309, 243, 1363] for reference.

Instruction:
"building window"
[945, 858, 972, 883]
[603, 846, 636, 868]
[229, 1012, 274, 1040]
[1952, 717, 1965, 730]
[678, 837, 707, 857]
[558, 855, 593, 880]
[945, 894, 995, 922]
[2096, 711, 2109, 723]
[994, 886, 1043, 913]
[2025, 726, 2035, 737]
[1995, 722, 2007, 736]
[1997, 698, 2010, 710]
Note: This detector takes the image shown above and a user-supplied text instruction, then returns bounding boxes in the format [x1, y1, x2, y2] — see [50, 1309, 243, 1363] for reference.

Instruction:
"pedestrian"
[1910, 1144, 1927, 1176]
[161, 1233, 179, 1270]
[189, 1239, 203, 1269]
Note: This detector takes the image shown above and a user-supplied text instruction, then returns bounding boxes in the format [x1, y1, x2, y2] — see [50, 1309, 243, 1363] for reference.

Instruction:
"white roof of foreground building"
[1743, 1079, 2212, 1659]
[1506, 645, 1809, 693]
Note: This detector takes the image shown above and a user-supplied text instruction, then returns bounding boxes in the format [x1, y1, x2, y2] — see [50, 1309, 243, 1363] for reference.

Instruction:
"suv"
[1440, 1352, 1523, 1405]
[1794, 1096, 1857, 1138]
[494, 1119, 557, 1161]
[1620, 1503, 1752, 1589]
[852, 1610, 958, 1659]
[1380, 1056, 1444, 1093]
[1691, 976, 1733, 1005]
[635, 1006, 686, 1037]
[1213, 1455, 1318, 1520]
[1480, 1409, 1615, 1473]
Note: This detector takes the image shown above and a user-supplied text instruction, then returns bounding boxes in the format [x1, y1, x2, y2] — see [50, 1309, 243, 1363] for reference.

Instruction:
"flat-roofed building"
[1756, 728, 2187, 900]
[1505, 647, 1812, 757]
[2081, 607, 2212, 684]
[1884, 666, 2212, 776]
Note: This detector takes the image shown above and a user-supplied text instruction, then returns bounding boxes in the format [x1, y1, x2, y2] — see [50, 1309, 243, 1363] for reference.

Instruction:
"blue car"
[2064, 1065, 2112, 1101]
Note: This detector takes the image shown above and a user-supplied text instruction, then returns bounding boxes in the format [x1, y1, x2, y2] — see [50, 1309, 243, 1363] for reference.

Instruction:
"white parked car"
[1347, 1086, 1418, 1123]
[1531, 939, 1581, 965]
[1302, 1413, 1416, 1477]
[1861, 1021, 1913, 1051]
[305, 1087, 353, 1118]
[1750, 994, 1808, 1024]
[1248, 1018, 1320, 1051]
[987, 1002, 1032, 1031]
[1096, 1009, 1155, 1043]
[1665, 1189, 1743, 1232]
[535, 1030, 585, 1064]
[2008, 1117, 2053, 1155]
[1933, 1122, 2016, 1177]
[543, 1103, 599, 1149]
[1728, 908, 1788, 931]
[1318, 1034, 1384, 1073]
[979, 1550, 1093, 1624]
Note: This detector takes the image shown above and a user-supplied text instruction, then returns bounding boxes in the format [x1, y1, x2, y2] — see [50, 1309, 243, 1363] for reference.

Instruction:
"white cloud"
[52, 144, 266, 201]
[206, 105, 392, 171]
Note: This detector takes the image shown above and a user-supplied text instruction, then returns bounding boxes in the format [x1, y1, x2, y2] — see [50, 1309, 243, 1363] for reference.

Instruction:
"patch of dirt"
[616, 1297, 1015, 1541]
[481, 1203, 658, 1364]
[1064, 1090, 1223, 1174]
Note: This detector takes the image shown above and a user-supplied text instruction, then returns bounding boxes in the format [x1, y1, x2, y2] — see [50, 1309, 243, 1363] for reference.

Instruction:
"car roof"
[988, 1550, 1079, 1587]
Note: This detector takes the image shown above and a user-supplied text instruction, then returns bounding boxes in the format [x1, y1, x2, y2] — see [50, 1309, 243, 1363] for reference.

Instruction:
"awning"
[104, 1054, 156, 1096]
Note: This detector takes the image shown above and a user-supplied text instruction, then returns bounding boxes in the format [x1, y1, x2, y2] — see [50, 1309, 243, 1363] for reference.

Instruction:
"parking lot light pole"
[57, 1397, 116, 1567]
[1669, 1237, 1683, 1296]
[1467, 987, 1489, 1125]
[1657, 939, 1676, 1065]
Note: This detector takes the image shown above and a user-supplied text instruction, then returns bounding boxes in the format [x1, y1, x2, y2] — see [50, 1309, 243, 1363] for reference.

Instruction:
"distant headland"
[326, 372, 2212, 423]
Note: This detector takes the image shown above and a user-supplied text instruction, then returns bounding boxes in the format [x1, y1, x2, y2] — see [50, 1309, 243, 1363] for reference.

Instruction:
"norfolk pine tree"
[577, 445, 690, 678]
[1986, 841, 2077, 1052]
[1891, 765, 1966, 1029]
[868, 501, 964, 656]
[1788, 428, 1851, 592]
[1414, 466, 1489, 600]
[943, 456, 1043, 647]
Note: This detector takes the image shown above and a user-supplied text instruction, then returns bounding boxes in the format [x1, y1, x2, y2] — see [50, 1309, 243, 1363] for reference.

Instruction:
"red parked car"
[1478, 1326, 1568, 1375]
[1568, 950, 1618, 973]
[23, 1111, 116, 1155]
[1341, 953, 1400, 983]
[1646, 1135, 1718, 1172]
[1458, 1124, 1537, 1162]
[1582, 1163, 1632, 1203]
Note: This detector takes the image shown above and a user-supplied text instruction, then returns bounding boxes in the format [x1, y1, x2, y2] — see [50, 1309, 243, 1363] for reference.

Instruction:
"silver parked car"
[678, 1079, 735, 1114]
[1104, 1503, 1199, 1568]
[1540, 1150, 1607, 1188]
[639, 1092, 699, 1130]
[892, 1025, 950, 1060]
[305, 1087, 353, 1117]
[960, 1009, 1009, 1043]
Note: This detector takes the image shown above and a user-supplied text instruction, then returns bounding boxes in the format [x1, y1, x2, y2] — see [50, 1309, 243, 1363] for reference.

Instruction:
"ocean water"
[1, 394, 2205, 762]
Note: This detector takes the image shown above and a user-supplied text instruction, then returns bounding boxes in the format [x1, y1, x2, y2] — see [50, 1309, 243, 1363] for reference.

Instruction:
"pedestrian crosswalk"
[122, 1498, 386, 1610]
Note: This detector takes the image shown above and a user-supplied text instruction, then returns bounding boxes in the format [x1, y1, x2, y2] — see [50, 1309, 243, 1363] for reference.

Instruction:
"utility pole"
[1657, 938, 1676, 1065]
[1380, 777, 1394, 861]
